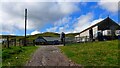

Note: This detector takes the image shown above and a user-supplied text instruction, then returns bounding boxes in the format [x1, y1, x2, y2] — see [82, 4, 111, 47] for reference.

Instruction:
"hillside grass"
[59, 40, 119, 66]
[2, 46, 38, 66]
[1, 32, 79, 41]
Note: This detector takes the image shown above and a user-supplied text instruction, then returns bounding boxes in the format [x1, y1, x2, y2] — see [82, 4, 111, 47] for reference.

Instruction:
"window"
[116, 30, 120, 35]
[107, 31, 111, 35]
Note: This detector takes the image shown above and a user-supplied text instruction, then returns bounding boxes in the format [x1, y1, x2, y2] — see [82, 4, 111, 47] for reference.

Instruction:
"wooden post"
[14, 38, 16, 46]
[33, 40, 35, 46]
[63, 38, 65, 46]
[24, 9, 27, 46]
[19, 39, 20, 46]
[89, 28, 93, 42]
[7, 36, 9, 48]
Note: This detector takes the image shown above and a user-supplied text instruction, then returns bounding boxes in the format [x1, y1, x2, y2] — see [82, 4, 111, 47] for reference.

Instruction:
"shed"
[35, 36, 60, 45]
[35, 36, 47, 45]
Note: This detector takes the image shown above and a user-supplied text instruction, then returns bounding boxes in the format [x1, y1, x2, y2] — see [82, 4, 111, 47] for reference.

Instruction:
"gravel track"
[25, 45, 81, 66]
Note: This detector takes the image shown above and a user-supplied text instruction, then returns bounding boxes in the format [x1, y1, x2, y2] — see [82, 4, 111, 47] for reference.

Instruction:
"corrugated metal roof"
[35, 36, 60, 42]
[35, 36, 47, 42]
[43, 37, 60, 41]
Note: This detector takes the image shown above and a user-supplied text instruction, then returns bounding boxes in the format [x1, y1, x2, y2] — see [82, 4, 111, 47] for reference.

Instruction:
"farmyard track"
[25, 45, 81, 66]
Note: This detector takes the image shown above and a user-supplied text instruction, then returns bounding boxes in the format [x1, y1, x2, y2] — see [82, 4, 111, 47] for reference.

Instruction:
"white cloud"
[98, 0, 119, 13]
[1, 0, 97, 2]
[51, 12, 103, 33]
[98, 0, 119, 2]
[1, 2, 80, 34]
[58, 24, 70, 32]
[31, 30, 40, 35]
[59, 27, 64, 32]
[47, 16, 104, 34]
[73, 13, 104, 33]
[46, 15, 73, 33]
[54, 16, 72, 26]
[46, 16, 72, 33]
[10, 34, 15, 35]
[74, 12, 93, 32]
[57, 2, 79, 15]
[27, 34, 30, 35]
[46, 27, 57, 32]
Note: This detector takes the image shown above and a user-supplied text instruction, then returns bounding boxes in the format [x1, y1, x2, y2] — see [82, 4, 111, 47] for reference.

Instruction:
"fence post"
[2, 41, 5, 48]
[14, 38, 16, 46]
[33, 40, 35, 46]
[63, 38, 65, 46]
[7, 36, 9, 48]
[19, 39, 20, 46]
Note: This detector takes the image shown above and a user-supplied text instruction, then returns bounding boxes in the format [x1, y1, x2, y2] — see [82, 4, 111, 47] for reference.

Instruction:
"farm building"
[35, 36, 47, 45]
[75, 17, 120, 42]
[35, 36, 60, 45]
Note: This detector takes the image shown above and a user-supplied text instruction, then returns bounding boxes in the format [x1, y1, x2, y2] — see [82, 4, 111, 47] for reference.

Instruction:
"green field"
[59, 40, 119, 66]
[2, 46, 38, 66]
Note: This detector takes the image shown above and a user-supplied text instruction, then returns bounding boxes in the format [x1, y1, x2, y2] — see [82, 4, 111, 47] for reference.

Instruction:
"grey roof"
[35, 36, 60, 42]
[35, 36, 47, 42]
[43, 37, 60, 41]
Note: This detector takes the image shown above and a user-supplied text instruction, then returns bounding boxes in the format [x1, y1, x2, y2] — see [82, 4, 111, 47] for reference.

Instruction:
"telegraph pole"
[24, 9, 27, 46]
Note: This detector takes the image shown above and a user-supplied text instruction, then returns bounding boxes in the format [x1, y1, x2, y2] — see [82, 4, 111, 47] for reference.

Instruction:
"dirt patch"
[25, 45, 81, 66]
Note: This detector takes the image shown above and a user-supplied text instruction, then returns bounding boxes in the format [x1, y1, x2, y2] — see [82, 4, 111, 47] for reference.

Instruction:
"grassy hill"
[27, 32, 60, 40]
[1, 32, 79, 41]
[66, 33, 79, 37]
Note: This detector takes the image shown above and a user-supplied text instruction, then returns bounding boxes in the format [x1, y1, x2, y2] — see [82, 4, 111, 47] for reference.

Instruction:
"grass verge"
[59, 40, 119, 66]
[2, 46, 38, 66]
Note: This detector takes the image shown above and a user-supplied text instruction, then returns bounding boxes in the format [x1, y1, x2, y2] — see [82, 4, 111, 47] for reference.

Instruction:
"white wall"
[80, 30, 89, 38]
[103, 30, 111, 36]
[93, 26, 98, 36]
[115, 30, 120, 36]
[80, 26, 98, 38]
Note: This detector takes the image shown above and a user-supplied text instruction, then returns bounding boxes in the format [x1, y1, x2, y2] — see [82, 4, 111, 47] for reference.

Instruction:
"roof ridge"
[79, 17, 114, 34]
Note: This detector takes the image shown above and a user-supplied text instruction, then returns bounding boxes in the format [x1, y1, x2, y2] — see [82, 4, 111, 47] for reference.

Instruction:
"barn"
[35, 36, 47, 45]
[35, 36, 60, 45]
[75, 17, 120, 42]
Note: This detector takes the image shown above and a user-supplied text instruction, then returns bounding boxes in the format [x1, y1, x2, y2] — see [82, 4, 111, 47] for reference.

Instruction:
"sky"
[0, 0, 120, 36]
